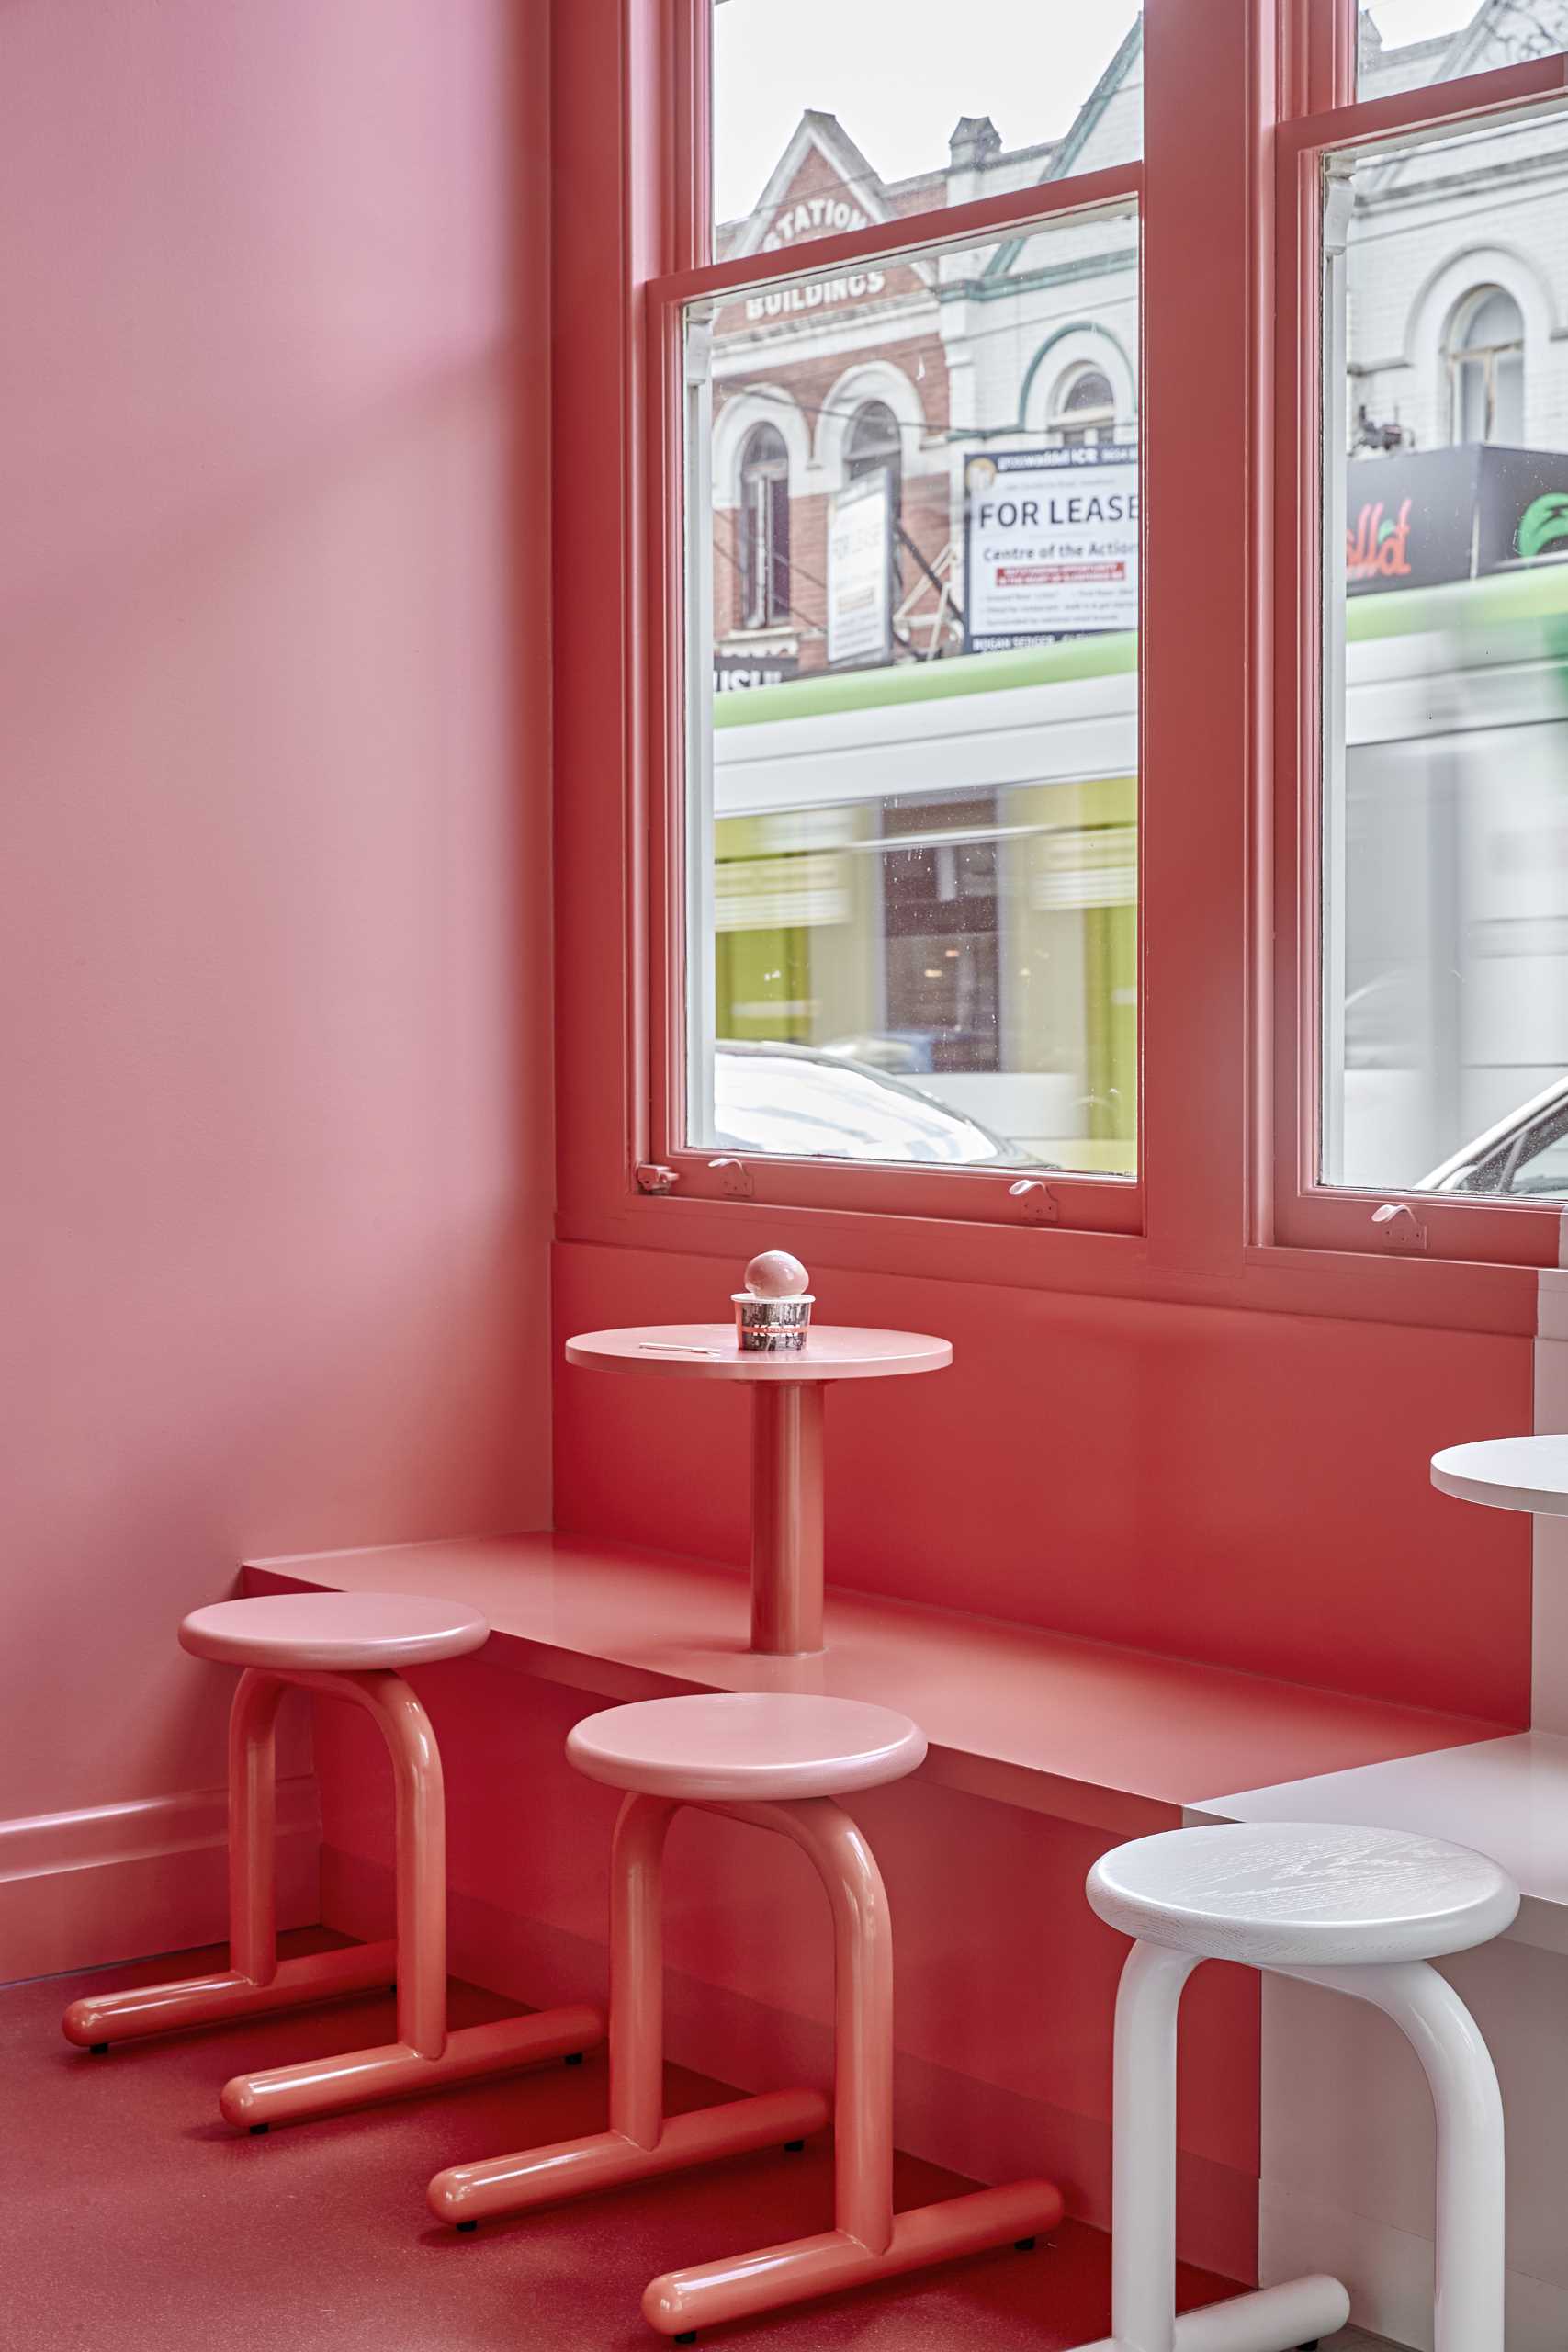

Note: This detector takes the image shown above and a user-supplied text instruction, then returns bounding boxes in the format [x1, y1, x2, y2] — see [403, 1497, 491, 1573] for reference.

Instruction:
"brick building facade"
[707, 0, 1568, 686]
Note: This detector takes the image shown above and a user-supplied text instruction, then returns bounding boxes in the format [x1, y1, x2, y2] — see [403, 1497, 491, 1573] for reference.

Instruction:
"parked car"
[712, 1039, 1032, 1166]
[1416, 1073, 1568, 1197]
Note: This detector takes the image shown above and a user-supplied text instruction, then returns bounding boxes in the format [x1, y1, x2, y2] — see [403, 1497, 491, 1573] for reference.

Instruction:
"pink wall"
[0, 0, 553, 1974]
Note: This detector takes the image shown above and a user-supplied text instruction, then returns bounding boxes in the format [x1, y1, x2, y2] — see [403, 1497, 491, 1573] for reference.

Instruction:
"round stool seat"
[567, 1692, 927, 1803]
[179, 1592, 489, 1673]
[1089, 1821, 1519, 1968]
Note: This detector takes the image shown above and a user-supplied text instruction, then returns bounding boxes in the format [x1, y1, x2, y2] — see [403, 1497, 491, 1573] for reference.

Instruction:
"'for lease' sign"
[964, 444, 1139, 650]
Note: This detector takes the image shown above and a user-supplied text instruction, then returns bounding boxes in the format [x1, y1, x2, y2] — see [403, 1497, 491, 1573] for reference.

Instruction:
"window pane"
[685, 203, 1140, 1176]
[712, 3, 1142, 262]
[1320, 111, 1568, 1199]
[1359, 3, 1567, 96]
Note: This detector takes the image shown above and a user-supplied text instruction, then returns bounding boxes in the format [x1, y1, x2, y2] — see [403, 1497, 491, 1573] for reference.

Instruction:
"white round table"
[1432, 1436, 1568, 1517]
[565, 1325, 952, 1656]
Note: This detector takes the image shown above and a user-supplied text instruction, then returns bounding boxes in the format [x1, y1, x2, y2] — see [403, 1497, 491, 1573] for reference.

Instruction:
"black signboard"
[1347, 444, 1568, 594]
[714, 651, 800, 695]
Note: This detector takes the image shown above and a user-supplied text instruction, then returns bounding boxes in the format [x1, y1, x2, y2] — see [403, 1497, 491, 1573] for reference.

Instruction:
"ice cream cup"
[732, 1292, 815, 1352]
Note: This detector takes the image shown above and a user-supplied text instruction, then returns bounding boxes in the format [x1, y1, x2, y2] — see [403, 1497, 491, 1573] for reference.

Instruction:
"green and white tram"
[709, 562, 1568, 1186]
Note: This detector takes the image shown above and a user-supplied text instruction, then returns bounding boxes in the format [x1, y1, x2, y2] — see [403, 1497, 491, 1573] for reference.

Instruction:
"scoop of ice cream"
[743, 1250, 809, 1300]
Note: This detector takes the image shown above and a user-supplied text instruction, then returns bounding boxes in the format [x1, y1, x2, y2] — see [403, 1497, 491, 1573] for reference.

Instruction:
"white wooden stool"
[1074, 1820, 1519, 2352]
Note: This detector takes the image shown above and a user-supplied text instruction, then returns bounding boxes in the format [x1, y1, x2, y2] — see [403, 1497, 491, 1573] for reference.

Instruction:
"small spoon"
[637, 1340, 735, 1357]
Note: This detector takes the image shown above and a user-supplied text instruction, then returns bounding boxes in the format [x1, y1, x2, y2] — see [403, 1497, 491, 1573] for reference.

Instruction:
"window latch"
[634, 1162, 681, 1195]
[707, 1156, 754, 1199]
[1371, 1201, 1427, 1252]
[1008, 1178, 1060, 1227]
[1323, 159, 1356, 262]
[684, 314, 714, 388]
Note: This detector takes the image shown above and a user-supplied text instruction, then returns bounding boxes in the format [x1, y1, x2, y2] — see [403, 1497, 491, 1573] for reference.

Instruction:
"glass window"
[846, 401, 903, 493]
[687, 202, 1141, 1174]
[845, 401, 905, 606]
[1447, 285, 1525, 444]
[739, 424, 792, 626]
[1054, 366, 1118, 447]
[1320, 113, 1568, 1200]
[1359, 3, 1568, 98]
[711, 3, 1143, 262]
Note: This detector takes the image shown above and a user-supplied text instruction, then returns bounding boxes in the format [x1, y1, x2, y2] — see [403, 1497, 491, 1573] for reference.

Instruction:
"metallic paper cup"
[732, 1293, 815, 1352]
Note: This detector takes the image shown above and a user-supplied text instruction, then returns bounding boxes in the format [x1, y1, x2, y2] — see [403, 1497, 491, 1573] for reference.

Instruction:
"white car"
[712, 1040, 1030, 1166]
[1417, 1073, 1568, 1197]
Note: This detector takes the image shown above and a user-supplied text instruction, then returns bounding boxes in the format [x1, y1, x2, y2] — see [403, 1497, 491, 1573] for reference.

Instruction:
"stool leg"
[1066, 1942, 1349, 2352]
[1290, 1960, 1506, 2352]
[609, 1792, 675, 2151]
[376, 1670, 447, 2062]
[640, 1796, 1062, 2338]
[607, 1790, 788, 2167]
[63, 1672, 401, 2051]
[219, 1668, 601, 2129]
[428, 1793, 827, 2225]
[1111, 1939, 1197, 2352]
[229, 1668, 283, 1985]
[775, 1796, 897, 2252]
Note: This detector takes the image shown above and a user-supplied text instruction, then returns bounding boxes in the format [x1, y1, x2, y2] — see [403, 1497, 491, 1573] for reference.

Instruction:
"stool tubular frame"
[63, 1665, 603, 2127]
[429, 1789, 1062, 2335]
[1069, 1937, 1505, 2352]
[1289, 1957, 1506, 2352]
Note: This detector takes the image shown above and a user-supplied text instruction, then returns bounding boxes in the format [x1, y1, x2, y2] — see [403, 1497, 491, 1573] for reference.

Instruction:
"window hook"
[1008, 1179, 1060, 1227]
[1371, 1201, 1427, 1252]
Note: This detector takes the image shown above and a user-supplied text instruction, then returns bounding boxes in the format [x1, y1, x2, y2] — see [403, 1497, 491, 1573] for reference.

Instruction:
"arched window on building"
[1052, 365, 1118, 447]
[1446, 286, 1525, 446]
[845, 400, 904, 511]
[845, 399, 906, 600]
[738, 423, 791, 628]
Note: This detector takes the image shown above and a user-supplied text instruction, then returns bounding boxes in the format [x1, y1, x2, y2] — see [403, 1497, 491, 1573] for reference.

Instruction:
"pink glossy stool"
[62, 1593, 604, 2129]
[428, 1691, 1062, 2339]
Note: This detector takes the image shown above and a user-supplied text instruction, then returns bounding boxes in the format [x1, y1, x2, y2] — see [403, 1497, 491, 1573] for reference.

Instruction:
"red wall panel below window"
[553, 1238, 1532, 1724]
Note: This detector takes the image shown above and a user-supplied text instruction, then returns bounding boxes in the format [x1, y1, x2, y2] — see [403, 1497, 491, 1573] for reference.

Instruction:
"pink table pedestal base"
[750, 1381, 825, 1652]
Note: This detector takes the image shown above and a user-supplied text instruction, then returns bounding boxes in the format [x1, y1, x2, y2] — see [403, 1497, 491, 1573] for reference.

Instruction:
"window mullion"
[1139, 0, 1270, 1274]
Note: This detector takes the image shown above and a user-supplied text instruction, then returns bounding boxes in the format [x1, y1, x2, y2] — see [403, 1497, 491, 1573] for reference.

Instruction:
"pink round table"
[563, 1325, 953, 1656]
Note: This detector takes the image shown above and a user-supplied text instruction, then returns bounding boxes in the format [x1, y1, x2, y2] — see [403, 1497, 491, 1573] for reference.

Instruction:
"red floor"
[5, 1933, 1238, 2350]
